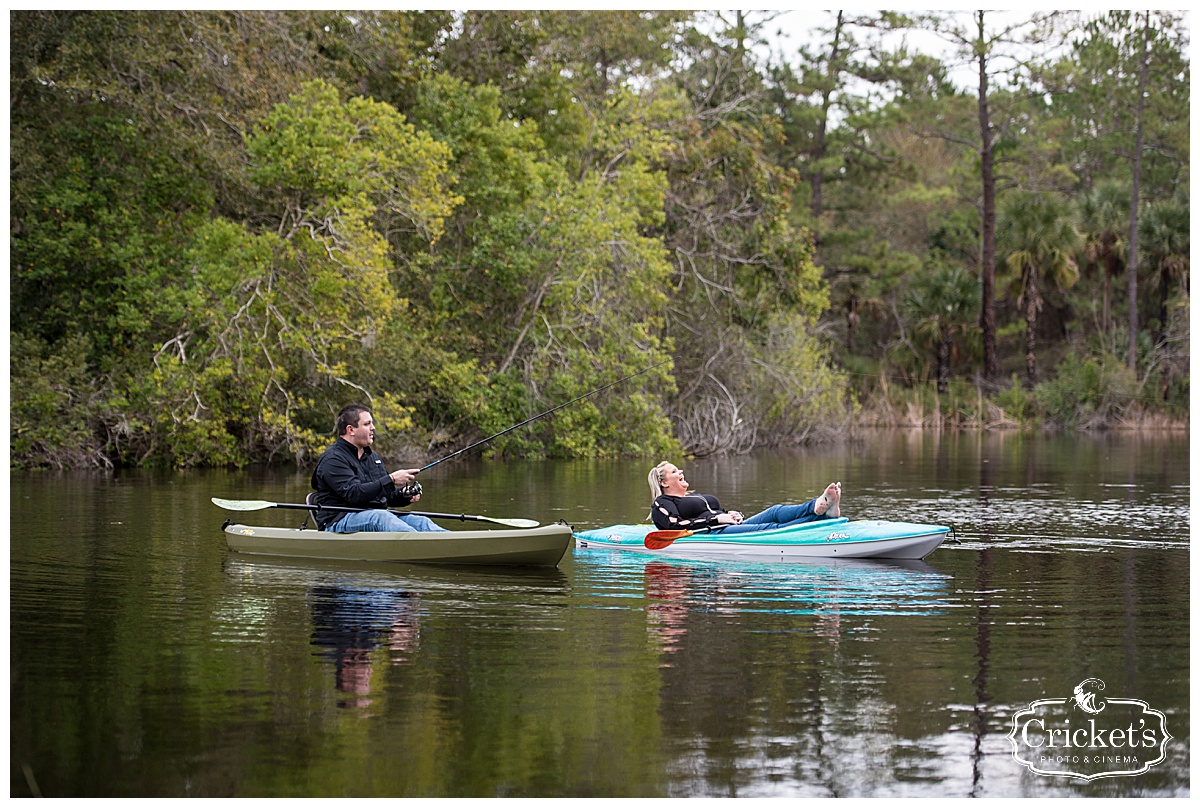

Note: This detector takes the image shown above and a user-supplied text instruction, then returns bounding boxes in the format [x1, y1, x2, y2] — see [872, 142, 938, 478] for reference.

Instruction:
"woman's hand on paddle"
[717, 511, 744, 526]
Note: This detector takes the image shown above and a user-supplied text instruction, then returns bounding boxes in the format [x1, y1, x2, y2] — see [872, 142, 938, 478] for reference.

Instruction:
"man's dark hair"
[336, 404, 371, 437]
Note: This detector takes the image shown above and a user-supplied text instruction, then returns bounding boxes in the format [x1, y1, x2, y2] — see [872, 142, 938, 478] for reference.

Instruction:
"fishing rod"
[415, 360, 669, 474]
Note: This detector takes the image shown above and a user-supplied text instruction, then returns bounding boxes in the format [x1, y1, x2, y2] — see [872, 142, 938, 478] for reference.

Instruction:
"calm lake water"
[9, 430, 1190, 797]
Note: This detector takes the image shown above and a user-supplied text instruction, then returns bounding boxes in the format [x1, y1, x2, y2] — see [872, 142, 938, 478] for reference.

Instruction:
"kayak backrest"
[300, 492, 318, 530]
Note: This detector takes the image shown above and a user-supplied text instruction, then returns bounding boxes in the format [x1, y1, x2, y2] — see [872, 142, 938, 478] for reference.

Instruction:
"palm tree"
[998, 191, 1081, 385]
[903, 265, 980, 394]
[1076, 182, 1129, 334]
[1139, 190, 1189, 340]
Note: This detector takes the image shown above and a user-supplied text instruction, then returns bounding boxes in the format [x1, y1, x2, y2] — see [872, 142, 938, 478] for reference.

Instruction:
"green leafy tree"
[767, 11, 916, 227]
[301, 10, 453, 110]
[907, 11, 1073, 380]
[765, 12, 942, 363]
[406, 72, 680, 459]
[1138, 190, 1189, 340]
[10, 12, 360, 215]
[539, 10, 688, 98]
[1040, 11, 1189, 370]
[998, 190, 1081, 385]
[463, 159, 679, 458]
[1075, 182, 1130, 334]
[9, 9, 1188, 467]
[165, 80, 459, 464]
[1040, 11, 1189, 198]
[1135, 189, 1189, 409]
[9, 334, 122, 469]
[903, 265, 981, 393]
[10, 113, 212, 366]
[659, 15, 848, 452]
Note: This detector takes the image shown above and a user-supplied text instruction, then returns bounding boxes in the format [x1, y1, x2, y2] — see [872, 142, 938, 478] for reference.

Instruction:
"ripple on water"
[850, 490, 1189, 552]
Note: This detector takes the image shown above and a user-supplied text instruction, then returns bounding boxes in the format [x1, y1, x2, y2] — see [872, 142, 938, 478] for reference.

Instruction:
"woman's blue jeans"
[328, 509, 447, 533]
[714, 499, 831, 534]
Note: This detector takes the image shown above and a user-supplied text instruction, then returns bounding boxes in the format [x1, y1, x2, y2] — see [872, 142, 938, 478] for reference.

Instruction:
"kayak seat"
[300, 491, 318, 530]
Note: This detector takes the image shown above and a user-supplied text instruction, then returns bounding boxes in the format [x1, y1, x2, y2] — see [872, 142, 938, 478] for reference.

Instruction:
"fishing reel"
[399, 482, 423, 499]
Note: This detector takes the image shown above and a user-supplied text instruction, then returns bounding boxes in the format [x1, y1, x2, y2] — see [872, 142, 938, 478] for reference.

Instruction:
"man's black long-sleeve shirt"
[310, 438, 415, 530]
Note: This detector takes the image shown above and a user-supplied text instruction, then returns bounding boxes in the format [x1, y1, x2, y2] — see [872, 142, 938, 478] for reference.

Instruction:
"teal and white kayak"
[574, 517, 952, 560]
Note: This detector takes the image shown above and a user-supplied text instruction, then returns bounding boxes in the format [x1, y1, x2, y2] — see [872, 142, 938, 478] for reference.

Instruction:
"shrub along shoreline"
[853, 375, 1188, 432]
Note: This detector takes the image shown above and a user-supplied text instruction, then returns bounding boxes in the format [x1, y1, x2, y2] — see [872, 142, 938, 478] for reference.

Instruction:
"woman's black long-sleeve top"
[651, 493, 726, 532]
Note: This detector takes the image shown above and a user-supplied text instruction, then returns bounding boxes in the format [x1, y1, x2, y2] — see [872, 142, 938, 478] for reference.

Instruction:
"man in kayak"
[648, 461, 842, 534]
[311, 404, 448, 533]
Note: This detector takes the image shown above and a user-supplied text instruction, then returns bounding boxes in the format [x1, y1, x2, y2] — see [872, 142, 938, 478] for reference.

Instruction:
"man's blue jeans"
[329, 509, 447, 533]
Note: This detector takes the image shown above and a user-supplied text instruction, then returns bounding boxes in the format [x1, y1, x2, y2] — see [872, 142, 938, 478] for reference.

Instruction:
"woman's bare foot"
[815, 482, 842, 517]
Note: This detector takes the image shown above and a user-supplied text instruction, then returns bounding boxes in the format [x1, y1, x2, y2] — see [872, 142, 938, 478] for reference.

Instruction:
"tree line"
[9, 11, 1190, 469]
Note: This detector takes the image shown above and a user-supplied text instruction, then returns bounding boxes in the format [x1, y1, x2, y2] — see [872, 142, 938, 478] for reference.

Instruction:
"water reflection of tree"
[309, 586, 420, 709]
[969, 547, 994, 797]
[638, 556, 970, 794]
[641, 560, 847, 794]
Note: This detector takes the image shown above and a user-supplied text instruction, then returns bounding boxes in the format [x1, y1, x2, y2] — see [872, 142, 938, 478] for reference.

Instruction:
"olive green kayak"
[223, 522, 573, 567]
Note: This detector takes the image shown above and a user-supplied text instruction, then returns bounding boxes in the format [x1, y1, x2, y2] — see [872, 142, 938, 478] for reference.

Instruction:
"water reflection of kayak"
[576, 550, 953, 621]
[574, 517, 952, 560]
[222, 552, 568, 591]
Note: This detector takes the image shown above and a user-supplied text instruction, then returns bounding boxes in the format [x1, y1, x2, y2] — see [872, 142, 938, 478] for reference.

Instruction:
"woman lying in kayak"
[648, 461, 842, 534]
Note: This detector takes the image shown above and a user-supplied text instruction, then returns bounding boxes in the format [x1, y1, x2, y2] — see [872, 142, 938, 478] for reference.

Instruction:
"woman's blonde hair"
[648, 461, 672, 501]
[646, 461, 673, 522]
